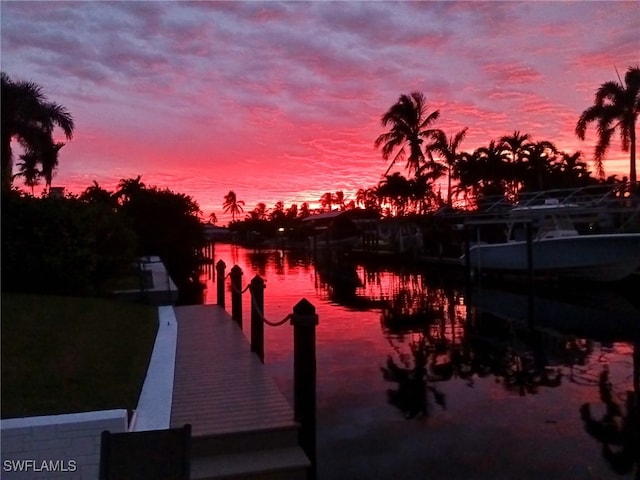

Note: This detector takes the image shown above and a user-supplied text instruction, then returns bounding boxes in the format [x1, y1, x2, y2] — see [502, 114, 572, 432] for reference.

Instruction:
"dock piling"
[216, 260, 226, 308]
[290, 298, 318, 480]
[230, 265, 243, 329]
[250, 275, 265, 363]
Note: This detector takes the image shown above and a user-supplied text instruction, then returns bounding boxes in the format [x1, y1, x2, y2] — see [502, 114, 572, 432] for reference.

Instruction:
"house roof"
[301, 209, 379, 223]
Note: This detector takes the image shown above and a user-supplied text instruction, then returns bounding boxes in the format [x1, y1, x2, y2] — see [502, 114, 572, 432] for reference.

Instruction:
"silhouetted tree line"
[2, 178, 206, 300]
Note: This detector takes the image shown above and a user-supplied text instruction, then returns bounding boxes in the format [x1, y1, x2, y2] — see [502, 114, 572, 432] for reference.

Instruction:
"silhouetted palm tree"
[334, 191, 347, 210]
[426, 127, 468, 206]
[375, 91, 442, 177]
[13, 150, 41, 194]
[116, 175, 146, 203]
[556, 151, 593, 187]
[298, 202, 311, 219]
[79, 180, 118, 208]
[1, 72, 74, 190]
[455, 141, 510, 207]
[522, 141, 557, 191]
[410, 173, 439, 214]
[286, 203, 298, 220]
[223, 190, 244, 222]
[377, 173, 413, 216]
[500, 131, 532, 197]
[270, 200, 285, 222]
[319, 192, 334, 212]
[40, 140, 65, 189]
[248, 202, 267, 221]
[576, 66, 640, 185]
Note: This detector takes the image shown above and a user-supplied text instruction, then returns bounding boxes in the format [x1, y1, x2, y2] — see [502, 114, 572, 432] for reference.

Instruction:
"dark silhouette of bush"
[2, 190, 137, 295]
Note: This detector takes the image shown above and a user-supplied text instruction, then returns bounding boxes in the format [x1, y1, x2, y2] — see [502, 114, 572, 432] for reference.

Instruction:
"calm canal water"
[201, 243, 639, 480]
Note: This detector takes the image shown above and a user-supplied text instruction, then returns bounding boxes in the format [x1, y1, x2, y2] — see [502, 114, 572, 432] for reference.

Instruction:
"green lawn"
[1, 293, 158, 419]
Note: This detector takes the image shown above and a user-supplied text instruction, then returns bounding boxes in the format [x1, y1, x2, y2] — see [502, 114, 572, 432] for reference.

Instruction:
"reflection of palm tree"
[1, 72, 75, 190]
[382, 337, 446, 419]
[375, 91, 442, 177]
[580, 363, 639, 477]
[223, 190, 244, 222]
[576, 66, 639, 185]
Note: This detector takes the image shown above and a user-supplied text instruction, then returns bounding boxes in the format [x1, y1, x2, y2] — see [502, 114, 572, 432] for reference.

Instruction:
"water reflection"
[381, 336, 447, 419]
[580, 364, 639, 476]
[200, 244, 639, 478]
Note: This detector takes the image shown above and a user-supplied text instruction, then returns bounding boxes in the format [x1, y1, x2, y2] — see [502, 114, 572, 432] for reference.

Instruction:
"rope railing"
[213, 258, 318, 478]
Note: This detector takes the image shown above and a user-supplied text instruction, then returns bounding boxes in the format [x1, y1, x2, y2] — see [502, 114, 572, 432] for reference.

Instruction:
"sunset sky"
[2, 1, 638, 224]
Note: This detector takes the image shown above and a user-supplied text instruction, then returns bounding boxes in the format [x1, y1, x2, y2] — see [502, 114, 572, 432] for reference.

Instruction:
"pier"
[170, 304, 310, 480]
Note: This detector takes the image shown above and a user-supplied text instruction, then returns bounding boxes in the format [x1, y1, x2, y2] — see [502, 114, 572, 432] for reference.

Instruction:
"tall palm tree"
[375, 91, 442, 177]
[222, 190, 244, 222]
[1, 72, 74, 190]
[426, 127, 468, 207]
[576, 66, 640, 185]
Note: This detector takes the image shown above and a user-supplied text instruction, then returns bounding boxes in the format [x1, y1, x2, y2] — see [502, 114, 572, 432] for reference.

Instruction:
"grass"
[1, 293, 158, 419]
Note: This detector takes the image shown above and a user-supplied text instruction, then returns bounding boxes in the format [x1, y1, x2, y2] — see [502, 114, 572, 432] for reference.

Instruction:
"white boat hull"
[468, 233, 640, 282]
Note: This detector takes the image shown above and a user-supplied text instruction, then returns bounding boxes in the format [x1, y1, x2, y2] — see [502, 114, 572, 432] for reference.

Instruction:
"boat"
[465, 197, 640, 282]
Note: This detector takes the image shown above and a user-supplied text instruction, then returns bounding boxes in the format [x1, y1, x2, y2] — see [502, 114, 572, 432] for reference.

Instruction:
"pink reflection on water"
[198, 242, 638, 477]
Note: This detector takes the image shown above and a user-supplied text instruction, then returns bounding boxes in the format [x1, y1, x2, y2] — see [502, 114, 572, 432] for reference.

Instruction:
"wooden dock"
[171, 304, 309, 480]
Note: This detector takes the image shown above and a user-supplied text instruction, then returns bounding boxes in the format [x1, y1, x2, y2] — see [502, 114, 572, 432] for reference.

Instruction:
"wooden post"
[216, 260, 226, 308]
[290, 298, 318, 480]
[250, 275, 265, 363]
[230, 265, 243, 329]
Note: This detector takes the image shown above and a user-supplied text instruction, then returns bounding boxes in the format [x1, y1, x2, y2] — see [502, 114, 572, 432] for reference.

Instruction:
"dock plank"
[170, 304, 296, 438]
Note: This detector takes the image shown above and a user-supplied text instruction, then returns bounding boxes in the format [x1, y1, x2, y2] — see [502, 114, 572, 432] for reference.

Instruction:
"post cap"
[293, 298, 316, 316]
[230, 265, 243, 274]
[216, 259, 226, 269]
[250, 274, 265, 287]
